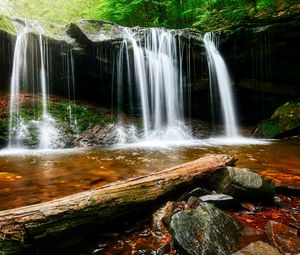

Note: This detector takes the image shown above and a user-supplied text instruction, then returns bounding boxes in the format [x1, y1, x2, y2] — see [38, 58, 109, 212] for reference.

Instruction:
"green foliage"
[0, 15, 15, 34]
[0, 0, 299, 29]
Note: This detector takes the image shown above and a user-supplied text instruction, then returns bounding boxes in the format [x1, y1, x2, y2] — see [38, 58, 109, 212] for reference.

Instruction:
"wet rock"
[205, 167, 275, 201]
[253, 100, 300, 139]
[232, 241, 281, 255]
[170, 202, 241, 255]
[199, 194, 237, 208]
[152, 201, 176, 232]
[265, 220, 300, 254]
[75, 124, 118, 147]
[186, 196, 201, 209]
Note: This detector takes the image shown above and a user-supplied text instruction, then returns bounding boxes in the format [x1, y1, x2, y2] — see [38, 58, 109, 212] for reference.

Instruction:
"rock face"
[253, 100, 300, 138]
[219, 15, 300, 122]
[232, 241, 281, 255]
[170, 202, 241, 255]
[205, 167, 275, 201]
[265, 220, 300, 254]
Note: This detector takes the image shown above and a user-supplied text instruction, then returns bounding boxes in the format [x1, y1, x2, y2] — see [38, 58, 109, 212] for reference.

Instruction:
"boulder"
[75, 123, 139, 147]
[232, 241, 281, 255]
[170, 202, 241, 255]
[66, 20, 126, 45]
[254, 100, 300, 138]
[265, 220, 300, 254]
[205, 167, 275, 201]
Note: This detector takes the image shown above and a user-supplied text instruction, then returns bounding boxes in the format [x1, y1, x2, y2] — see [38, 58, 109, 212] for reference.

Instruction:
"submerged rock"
[205, 167, 275, 201]
[254, 100, 300, 138]
[170, 202, 241, 255]
[232, 241, 281, 255]
[265, 220, 300, 254]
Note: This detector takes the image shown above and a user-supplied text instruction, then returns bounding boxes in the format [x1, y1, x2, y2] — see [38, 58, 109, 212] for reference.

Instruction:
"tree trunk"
[0, 154, 236, 254]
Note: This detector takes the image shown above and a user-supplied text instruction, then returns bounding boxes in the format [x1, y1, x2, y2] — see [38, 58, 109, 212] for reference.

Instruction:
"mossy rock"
[254, 100, 300, 138]
[205, 167, 275, 201]
[170, 202, 241, 255]
[0, 96, 114, 149]
[67, 20, 125, 45]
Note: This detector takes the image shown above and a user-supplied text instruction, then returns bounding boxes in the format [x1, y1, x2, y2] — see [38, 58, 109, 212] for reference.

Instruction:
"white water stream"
[203, 32, 239, 137]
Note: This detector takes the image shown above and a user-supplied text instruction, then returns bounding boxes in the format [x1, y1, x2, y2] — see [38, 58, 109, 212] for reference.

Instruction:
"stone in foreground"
[232, 241, 281, 255]
[170, 202, 241, 255]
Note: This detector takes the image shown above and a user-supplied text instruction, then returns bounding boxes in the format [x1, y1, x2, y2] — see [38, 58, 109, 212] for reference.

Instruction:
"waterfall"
[115, 28, 190, 142]
[8, 22, 61, 149]
[203, 32, 239, 137]
[38, 33, 61, 149]
[8, 25, 29, 148]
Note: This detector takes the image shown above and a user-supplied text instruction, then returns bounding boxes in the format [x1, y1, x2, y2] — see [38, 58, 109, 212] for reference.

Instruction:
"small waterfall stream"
[8, 22, 61, 149]
[8, 25, 29, 148]
[203, 32, 239, 137]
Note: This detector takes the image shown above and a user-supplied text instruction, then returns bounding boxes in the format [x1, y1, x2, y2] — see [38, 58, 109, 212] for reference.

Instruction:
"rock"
[199, 194, 238, 208]
[151, 201, 176, 232]
[75, 124, 130, 147]
[186, 196, 201, 209]
[254, 100, 300, 139]
[170, 202, 241, 255]
[66, 20, 126, 45]
[265, 220, 300, 254]
[205, 167, 275, 201]
[219, 16, 300, 123]
[232, 241, 281, 255]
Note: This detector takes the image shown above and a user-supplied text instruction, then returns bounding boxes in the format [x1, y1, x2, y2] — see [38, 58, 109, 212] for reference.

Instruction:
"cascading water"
[8, 25, 29, 148]
[203, 32, 239, 137]
[115, 28, 190, 142]
[38, 33, 62, 149]
[8, 22, 62, 149]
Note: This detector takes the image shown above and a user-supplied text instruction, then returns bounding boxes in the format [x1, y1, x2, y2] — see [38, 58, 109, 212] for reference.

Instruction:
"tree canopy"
[0, 0, 299, 29]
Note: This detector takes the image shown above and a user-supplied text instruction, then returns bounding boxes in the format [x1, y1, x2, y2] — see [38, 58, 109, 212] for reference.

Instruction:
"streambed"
[0, 138, 299, 211]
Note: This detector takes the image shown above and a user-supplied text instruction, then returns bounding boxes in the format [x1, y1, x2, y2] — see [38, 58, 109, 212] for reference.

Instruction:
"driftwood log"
[0, 154, 236, 254]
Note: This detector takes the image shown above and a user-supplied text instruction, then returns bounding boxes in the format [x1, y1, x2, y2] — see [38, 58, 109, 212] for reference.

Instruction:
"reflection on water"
[0, 138, 299, 210]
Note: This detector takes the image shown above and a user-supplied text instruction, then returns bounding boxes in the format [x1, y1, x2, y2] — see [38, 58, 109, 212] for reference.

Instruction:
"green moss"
[0, 15, 15, 34]
[101, 23, 113, 32]
[81, 21, 100, 34]
[0, 99, 114, 148]
[254, 100, 300, 138]
[256, 119, 281, 138]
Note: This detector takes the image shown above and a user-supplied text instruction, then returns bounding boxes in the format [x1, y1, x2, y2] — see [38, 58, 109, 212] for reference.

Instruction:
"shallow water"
[0, 138, 299, 210]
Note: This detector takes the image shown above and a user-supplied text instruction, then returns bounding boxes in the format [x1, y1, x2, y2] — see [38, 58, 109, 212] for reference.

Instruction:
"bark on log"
[0, 154, 236, 254]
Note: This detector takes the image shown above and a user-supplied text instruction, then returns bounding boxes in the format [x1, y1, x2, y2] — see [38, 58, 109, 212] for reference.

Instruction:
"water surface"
[0, 138, 299, 210]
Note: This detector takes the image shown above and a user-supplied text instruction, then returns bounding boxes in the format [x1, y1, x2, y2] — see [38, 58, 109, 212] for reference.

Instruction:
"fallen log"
[0, 154, 236, 254]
